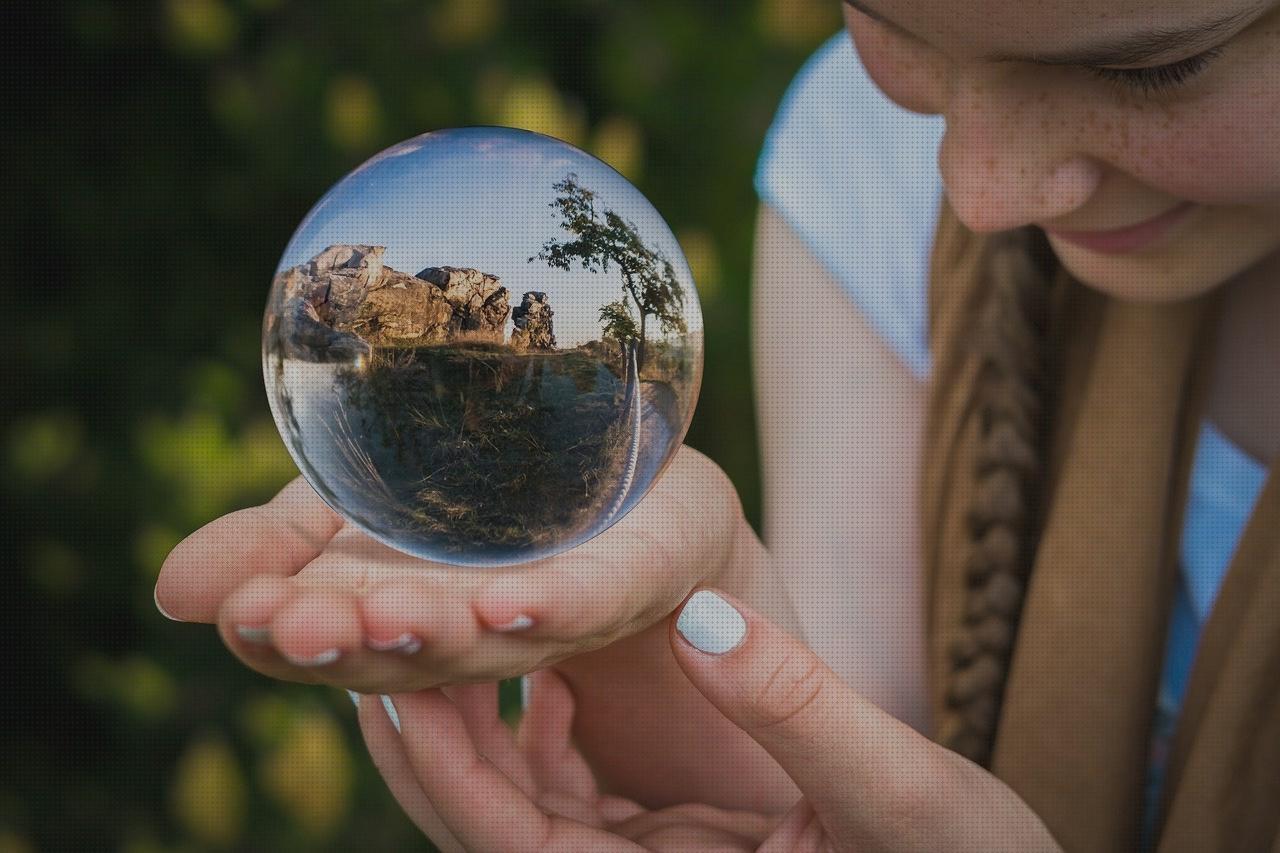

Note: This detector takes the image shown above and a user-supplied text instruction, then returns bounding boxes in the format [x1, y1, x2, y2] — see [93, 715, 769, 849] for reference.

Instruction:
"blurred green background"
[1, 0, 842, 849]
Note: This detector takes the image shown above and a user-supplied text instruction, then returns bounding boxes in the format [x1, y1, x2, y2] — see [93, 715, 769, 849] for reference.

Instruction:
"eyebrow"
[842, 0, 1265, 66]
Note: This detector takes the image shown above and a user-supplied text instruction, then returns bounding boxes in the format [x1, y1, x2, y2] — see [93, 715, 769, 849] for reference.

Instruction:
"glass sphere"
[263, 127, 703, 567]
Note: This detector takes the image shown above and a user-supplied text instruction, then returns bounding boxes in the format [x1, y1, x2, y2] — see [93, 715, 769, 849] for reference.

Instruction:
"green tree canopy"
[530, 173, 687, 368]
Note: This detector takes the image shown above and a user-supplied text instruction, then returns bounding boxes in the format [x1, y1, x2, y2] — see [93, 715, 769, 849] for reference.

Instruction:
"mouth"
[1041, 200, 1199, 255]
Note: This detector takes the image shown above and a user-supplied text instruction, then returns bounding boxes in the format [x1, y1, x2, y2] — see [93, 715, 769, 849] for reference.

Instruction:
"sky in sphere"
[278, 126, 703, 348]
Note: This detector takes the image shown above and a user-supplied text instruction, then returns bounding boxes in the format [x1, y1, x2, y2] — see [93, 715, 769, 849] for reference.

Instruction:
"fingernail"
[367, 633, 423, 655]
[380, 695, 402, 734]
[676, 590, 747, 655]
[235, 624, 271, 644]
[285, 648, 341, 667]
[154, 586, 184, 622]
[346, 690, 361, 708]
[492, 614, 534, 632]
[520, 673, 532, 708]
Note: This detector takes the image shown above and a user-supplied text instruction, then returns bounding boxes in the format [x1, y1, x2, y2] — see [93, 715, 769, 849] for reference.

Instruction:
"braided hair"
[937, 224, 1061, 767]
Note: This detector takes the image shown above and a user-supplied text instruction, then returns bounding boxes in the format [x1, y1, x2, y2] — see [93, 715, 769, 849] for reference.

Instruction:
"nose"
[937, 82, 1102, 233]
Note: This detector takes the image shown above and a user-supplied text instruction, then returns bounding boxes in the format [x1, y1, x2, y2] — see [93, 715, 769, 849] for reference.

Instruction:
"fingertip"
[471, 573, 541, 632]
[269, 588, 361, 666]
[154, 582, 185, 622]
[363, 578, 476, 658]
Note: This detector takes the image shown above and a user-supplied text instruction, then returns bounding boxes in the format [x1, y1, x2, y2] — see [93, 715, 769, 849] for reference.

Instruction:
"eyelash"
[1085, 46, 1225, 95]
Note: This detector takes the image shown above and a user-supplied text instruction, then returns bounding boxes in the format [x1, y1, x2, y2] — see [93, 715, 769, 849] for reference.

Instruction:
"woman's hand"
[356, 670, 779, 852]
[153, 446, 748, 695]
[361, 589, 1064, 853]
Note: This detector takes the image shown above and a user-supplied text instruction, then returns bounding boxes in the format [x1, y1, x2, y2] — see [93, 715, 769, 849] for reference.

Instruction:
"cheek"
[1102, 86, 1280, 208]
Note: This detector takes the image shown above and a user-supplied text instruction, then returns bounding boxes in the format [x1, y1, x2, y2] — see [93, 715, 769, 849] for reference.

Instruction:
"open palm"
[154, 445, 742, 696]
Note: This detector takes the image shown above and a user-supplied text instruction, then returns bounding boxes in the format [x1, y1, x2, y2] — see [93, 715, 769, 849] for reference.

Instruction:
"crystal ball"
[263, 127, 704, 567]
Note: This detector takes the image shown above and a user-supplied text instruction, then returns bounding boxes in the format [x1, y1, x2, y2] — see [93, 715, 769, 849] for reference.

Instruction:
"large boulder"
[416, 266, 510, 340]
[350, 270, 454, 345]
[509, 291, 556, 352]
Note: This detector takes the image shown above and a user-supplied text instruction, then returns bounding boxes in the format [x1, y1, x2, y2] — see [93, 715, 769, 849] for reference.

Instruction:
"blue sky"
[278, 126, 702, 347]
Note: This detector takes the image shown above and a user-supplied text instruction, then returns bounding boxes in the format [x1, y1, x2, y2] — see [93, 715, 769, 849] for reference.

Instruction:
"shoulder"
[754, 31, 946, 381]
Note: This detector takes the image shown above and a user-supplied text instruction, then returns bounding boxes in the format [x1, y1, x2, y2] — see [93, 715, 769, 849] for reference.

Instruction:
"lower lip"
[1043, 201, 1198, 255]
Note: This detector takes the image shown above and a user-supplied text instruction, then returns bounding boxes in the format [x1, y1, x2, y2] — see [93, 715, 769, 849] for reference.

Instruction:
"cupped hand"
[357, 590, 1064, 853]
[356, 669, 779, 852]
[153, 445, 745, 694]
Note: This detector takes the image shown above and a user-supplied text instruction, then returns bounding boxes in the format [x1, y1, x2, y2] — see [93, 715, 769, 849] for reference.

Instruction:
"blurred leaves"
[5, 0, 841, 848]
[590, 115, 645, 182]
[171, 736, 247, 846]
[136, 413, 296, 525]
[326, 76, 384, 152]
[166, 0, 239, 56]
[75, 655, 179, 721]
[6, 412, 84, 486]
[260, 710, 352, 837]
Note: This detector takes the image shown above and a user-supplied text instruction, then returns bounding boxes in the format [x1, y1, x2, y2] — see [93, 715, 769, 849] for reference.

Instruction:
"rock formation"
[509, 291, 556, 352]
[274, 245, 511, 360]
[416, 266, 510, 340]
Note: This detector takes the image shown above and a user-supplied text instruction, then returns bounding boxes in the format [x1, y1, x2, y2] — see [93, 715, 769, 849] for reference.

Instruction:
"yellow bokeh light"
[166, 0, 238, 55]
[326, 76, 383, 153]
[590, 115, 645, 182]
[494, 78, 585, 148]
[261, 711, 352, 836]
[678, 228, 722, 299]
[172, 736, 246, 846]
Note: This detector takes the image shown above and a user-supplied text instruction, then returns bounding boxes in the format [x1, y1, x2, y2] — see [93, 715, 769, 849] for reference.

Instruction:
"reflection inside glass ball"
[262, 127, 703, 566]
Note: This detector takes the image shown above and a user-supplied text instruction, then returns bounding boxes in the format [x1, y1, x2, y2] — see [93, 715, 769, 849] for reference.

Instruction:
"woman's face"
[844, 0, 1280, 301]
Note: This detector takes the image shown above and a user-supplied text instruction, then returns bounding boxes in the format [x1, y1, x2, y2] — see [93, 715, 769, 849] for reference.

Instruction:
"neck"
[1206, 247, 1280, 466]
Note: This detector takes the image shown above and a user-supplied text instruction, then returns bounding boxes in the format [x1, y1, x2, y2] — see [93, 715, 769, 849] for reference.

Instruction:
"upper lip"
[1040, 201, 1194, 235]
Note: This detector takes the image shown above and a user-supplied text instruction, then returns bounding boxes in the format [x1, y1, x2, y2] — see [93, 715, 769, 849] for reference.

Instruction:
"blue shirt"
[754, 31, 1269, 849]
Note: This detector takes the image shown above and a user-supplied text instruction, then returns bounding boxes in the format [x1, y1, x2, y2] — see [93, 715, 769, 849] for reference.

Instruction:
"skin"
[156, 0, 1280, 848]
[844, 0, 1280, 463]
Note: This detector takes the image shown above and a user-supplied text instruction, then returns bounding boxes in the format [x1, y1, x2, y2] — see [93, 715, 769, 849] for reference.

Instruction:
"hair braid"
[939, 224, 1059, 767]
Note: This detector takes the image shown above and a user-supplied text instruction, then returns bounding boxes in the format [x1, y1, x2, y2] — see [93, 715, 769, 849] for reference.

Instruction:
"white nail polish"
[346, 690, 361, 708]
[235, 624, 271, 644]
[493, 614, 534, 632]
[380, 695, 402, 733]
[287, 648, 341, 667]
[368, 633, 422, 654]
[154, 586, 184, 622]
[676, 590, 747, 655]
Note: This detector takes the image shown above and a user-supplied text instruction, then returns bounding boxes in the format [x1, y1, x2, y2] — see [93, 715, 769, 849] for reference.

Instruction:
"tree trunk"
[637, 311, 647, 370]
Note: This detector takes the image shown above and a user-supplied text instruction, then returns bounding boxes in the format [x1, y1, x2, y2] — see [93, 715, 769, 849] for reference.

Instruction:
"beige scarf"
[921, 198, 1280, 852]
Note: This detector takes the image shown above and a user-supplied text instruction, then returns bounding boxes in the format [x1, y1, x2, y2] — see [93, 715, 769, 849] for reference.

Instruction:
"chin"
[1044, 207, 1280, 305]
[1044, 233, 1244, 306]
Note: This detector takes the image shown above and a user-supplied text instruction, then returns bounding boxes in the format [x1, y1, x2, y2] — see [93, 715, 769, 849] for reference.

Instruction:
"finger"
[606, 799, 773, 845]
[669, 588, 957, 847]
[387, 690, 643, 853]
[517, 669, 596, 803]
[156, 476, 342, 623]
[359, 577, 479, 663]
[353, 692, 465, 853]
[443, 683, 537, 797]
[267, 588, 363, 667]
[758, 798, 822, 853]
[471, 446, 743, 642]
[215, 580, 360, 688]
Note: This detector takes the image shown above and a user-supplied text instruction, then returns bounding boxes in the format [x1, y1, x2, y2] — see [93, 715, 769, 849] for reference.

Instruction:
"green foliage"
[2, 0, 841, 848]
[532, 173, 687, 369]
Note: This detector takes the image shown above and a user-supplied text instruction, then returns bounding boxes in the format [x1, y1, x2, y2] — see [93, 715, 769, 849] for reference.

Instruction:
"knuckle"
[750, 648, 827, 731]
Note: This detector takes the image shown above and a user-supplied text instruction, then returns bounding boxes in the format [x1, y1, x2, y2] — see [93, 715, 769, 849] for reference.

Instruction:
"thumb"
[669, 589, 956, 848]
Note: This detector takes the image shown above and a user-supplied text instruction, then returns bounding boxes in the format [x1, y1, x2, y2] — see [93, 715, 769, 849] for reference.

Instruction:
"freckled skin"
[842, 0, 1280, 303]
